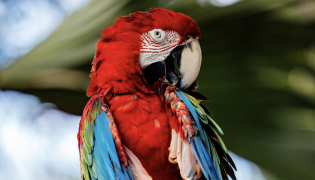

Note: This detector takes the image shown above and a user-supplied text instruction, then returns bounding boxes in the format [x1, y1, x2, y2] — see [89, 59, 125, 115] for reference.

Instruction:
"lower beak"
[143, 39, 202, 90]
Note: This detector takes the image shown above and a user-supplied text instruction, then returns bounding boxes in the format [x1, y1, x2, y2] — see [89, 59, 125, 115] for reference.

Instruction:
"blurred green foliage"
[1, 0, 315, 179]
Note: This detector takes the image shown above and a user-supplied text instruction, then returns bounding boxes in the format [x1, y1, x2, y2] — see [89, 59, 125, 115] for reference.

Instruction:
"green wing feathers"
[80, 98, 102, 180]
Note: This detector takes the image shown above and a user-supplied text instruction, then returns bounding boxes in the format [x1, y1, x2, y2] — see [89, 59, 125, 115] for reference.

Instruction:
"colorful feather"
[77, 8, 236, 180]
[164, 86, 236, 180]
[78, 96, 135, 180]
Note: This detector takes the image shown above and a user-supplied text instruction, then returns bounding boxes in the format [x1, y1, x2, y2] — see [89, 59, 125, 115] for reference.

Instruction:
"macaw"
[78, 8, 236, 180]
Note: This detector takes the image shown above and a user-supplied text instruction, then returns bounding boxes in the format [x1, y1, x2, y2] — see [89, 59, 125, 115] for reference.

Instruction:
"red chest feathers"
[109, 93, 170, 155]
[109, 93, 180, 179]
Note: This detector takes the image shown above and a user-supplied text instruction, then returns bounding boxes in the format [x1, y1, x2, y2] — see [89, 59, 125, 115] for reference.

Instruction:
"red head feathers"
[87, 8, 200, 96]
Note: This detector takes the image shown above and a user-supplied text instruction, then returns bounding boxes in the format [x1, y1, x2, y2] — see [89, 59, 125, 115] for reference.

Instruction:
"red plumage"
[87, 8, 200, 96]
[79, 8, 201, 179]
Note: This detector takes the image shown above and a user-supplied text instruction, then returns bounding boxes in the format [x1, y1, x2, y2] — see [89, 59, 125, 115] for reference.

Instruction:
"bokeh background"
[1, 0, 315, 179]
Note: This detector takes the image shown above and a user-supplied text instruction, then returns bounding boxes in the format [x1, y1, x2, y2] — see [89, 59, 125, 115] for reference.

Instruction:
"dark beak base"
[143, 42, 198, 90]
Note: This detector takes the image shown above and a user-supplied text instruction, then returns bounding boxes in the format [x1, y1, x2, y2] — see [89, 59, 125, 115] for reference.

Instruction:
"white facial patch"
[139, 29, 181, 70]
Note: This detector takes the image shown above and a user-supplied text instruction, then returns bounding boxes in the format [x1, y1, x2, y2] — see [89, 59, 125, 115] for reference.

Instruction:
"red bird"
[78, 8, 236, 180]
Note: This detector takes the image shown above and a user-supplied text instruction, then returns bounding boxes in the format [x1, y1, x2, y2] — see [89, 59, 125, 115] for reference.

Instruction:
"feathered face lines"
[140, 30, 180, 52]
[139, 29, 181, 69]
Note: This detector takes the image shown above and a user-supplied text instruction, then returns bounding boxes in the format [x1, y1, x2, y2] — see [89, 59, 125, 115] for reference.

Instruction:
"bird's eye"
[154, 30, 162, 38]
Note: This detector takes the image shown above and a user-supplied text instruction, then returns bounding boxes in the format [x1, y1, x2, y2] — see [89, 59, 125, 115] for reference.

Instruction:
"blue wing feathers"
[178, 91, 224, 180]
[90, 111, 135, 180]
[93, 144, 110, 180]
[195, 136, 219, 180]
[190, 137, 210, 180]
[84, 92, 231, 180]
[122, 166, 130, 180]
[94, 112, 120, 180]
[97, 112, 126, 180]
[97, 112, 121, 167]
[193, 137, 215, 180]
[126, 167, 134, 180]
[94, 138, 115, 180]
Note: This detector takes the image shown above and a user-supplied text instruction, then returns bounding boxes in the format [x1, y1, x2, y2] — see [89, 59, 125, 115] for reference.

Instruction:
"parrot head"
[87, 8, 201, 96]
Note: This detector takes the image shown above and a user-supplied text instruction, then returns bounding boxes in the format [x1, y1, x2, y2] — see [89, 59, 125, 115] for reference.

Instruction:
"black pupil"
[156, 31, 160, 36]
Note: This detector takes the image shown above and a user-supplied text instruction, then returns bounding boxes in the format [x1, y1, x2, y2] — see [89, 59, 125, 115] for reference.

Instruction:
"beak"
[177, 39, 202, 89]
[166, 39, 202, 90]
[143, 39, 202, 90]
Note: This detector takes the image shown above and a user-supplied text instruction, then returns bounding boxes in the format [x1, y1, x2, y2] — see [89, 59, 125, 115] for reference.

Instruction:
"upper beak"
[142, 39, 202, 90]
[179, 39, 202, 89]
[166, 39, 202, 90]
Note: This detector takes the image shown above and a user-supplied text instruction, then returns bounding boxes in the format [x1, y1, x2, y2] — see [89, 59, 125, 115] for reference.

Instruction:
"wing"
[78, 95, 134, 180]
[165, 86, 237, 180]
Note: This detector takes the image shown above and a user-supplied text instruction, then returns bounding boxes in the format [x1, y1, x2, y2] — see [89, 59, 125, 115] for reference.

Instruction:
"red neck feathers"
[87, 8, 200, 97]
